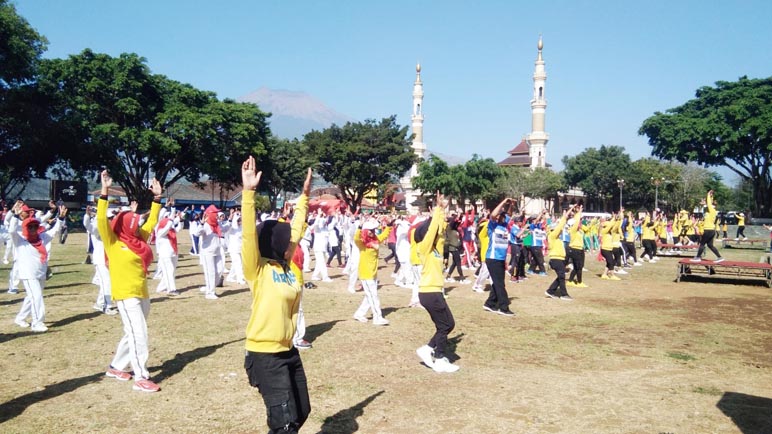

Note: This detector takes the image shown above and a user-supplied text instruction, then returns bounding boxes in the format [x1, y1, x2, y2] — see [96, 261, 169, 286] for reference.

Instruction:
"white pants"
[345, 245, 360, 293]
[409, 265, 422, 305]
[354, 280, 383, 321]
[394, 259, 412, 286]
[474, 262, 490, 287]
[93, 263, 113, 307]
[111, 297, 151, 380]
[311, 248, 329, 280]
[200, 253, 222, 295]
[2, 239, 12, 262]
[300, 240, 312, 272]
[155, 256, 178, 293]
[16, 278, 45, 327]
[293, 296, 306, 345]
[226, 252, 245, 283]
[8, 262, 20, 291]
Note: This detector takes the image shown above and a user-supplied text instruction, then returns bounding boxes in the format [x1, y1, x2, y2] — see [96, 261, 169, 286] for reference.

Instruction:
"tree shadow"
[49, 311, 102, 328]
[49, 262, 85, 268]
[149, 338, 241, 384]
[717, 391, 772, 433]
[174, 272, 200, 279]
[219, 288, 249, 298]
[0, 329, 34, 344]
[0, 371, 103, 423]
[0, 297, 23, 307]
[44, 282, 89, 290]
[318, 390, 385, 434]
[304, 320, 343, 342]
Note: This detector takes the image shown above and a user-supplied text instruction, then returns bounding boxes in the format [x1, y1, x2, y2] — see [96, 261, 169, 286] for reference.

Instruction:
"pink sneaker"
[133, 378, 160, 393]
[105, 367, 132, 381]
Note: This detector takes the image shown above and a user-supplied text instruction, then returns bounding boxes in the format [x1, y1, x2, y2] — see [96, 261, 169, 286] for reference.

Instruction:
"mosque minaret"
[401, 63, 426, 212]
[526, 36, 549, 168]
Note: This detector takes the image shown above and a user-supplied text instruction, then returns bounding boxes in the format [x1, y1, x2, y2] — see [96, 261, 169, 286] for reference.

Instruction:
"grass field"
[1, 233, 771, 433]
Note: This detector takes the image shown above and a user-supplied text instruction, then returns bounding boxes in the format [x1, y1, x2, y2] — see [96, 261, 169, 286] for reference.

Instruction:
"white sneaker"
[416, 345, 434, 368]
[472, 285, 484, 293]
[31, 323, 48, 333]
[205, 293, 218, 300]
[616, 269, 628, 275]
[14, 318, 30, 328]
[353, 314, 368, 323]
[372, 317, 390, 326]
[633, 262, 642, 266]
[432, 357, 460, 373]
[93, 303, 105, 312]
[199, 286, 207, 292]
[2, 258, 8, 265]
[8, 288, 18, 294]
[322, 278, 333, 283]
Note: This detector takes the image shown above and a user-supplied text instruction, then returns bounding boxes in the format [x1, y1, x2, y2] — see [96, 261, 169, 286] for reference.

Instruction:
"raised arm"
[240, 156, 263, 283]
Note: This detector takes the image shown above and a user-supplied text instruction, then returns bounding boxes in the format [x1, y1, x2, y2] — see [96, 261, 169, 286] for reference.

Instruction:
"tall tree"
[303, 116, 415, 209]
[562, 145, 631, 210]
[0, 0, 55, 197]
[260, 137, 310, 208]
[639, 76, 772, 216]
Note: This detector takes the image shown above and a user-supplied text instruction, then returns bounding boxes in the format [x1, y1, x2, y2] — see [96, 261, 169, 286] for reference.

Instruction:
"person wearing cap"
[10, 202, 65, 332]
[84, 204, 117, 314]
[545, 205, 574, 300]
[414, 191, 460, 373]
[482, 197, 516, 317]
[98, 170, 164, 393]
[735, 212, 747, 240]
[193, 204, 226, 299]
[566, 205, 588, 287]
[241, 156, 313, 433]
[352, 216, 392, 325]
[154, 206, 182, 295]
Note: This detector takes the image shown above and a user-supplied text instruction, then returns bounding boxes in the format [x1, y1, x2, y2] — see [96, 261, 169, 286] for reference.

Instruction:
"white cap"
[362, 218, 379, 230]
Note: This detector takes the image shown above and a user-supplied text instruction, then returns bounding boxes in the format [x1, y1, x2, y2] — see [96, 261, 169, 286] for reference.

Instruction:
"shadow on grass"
[305, 320, 343, 342]
[677, 275, 769, 287]
[45, 282, 89, 290]
[446, 332, 465, 363]
[381, 306, 407, 318]
[0, 329, 34, 343]
[0, 372, 104, 423]
[49, 311, 102, 328]
[150, 338, 241, 384]
[0, 297, 23, 307]
[219, 288, 249, 298]
[318, 390, 385, 434]
[717, 391, 772, 434]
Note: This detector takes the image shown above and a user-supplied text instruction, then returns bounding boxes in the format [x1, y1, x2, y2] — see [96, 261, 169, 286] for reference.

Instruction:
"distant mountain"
[237, 87, 356, 139]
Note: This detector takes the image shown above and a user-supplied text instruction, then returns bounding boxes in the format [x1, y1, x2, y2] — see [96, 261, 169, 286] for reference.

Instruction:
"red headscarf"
[205, 205, 222, 237]
[361, 229, 380, 249]
[158, 217, 178, 255]
[22, 217, 47, 264]
[110, 211, 153, 274]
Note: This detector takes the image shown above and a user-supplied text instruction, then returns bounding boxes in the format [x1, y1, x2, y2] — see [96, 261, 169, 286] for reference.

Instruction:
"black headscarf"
[256, 220, 292, 266]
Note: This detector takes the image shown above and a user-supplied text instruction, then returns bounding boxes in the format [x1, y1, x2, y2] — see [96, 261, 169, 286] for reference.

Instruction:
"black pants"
[547, 259, 568, 297]
[530, 248, 546, 273]
[736, 226, 746, 238]
[245, 348, 311, 434]
[567, 247, 585, 283]
[419, 291, 455, 359]
[446, 249, 465, 279]
[385, 242, 397, 263]
[509, 244, 525, 278]
[641, 239, 656, 259]
[485, 258, 509, 310]
[326, 245, 342, 266]
[696, 229, 722, 259]
[601, 249, 615, 271]
[624, 241, 637, 263]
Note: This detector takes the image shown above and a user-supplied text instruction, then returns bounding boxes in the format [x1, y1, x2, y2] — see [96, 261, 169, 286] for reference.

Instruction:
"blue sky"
[16, 0, 772, 184]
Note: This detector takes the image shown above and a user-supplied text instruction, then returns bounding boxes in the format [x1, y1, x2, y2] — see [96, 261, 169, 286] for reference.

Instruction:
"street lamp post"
[616, 179, 625, 209]
[651, 177, 665, 210]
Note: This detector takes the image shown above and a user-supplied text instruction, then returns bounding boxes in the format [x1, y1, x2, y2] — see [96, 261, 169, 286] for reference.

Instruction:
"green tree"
[303, 116, 415, 209]
[456, 155, 503, 207]
[0, 0, 55, 197]
[639, 76, 772, 217]
[412, 154, 455, 197]
[260, 137, 310, 208]
[562, 145, 631, 210]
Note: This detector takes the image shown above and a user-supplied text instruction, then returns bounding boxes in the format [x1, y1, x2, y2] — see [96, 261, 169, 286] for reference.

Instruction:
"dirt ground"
[1, 233, 771, 433]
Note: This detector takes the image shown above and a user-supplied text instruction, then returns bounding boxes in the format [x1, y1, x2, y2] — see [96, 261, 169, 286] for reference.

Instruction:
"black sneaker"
[497, 308, 516, 317]
[482, 304, 496, 313]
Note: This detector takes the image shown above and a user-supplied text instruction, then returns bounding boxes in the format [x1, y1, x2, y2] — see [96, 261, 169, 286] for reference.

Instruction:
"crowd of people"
[0, 171, 756, 432]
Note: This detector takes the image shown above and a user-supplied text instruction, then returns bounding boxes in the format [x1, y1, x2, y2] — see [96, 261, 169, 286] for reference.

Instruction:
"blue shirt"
[486, 217, 510, 261]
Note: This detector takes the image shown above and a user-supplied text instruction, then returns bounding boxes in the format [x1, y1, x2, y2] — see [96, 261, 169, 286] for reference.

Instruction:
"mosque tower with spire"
[400, 63, 426, 212]
[526, 36, 549, 168]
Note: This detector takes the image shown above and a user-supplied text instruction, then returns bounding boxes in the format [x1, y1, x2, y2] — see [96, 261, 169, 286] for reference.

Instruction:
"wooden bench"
[721, 238, 767, 249]
[676, 258, 772, 288]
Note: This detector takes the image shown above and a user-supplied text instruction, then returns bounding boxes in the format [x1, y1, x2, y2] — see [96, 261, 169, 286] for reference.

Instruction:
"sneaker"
[633, 262, 642, 267]
[538, 272, 547, 276]
[566, 281, 577, 287]
[714, 257, 725, 263]
[167, 291, 180, 296]
[106, 367, 132, 381]
[295, 339, 313, 349]
[482, 304, 496, 313]
[743, 237, 748, 241]
[353, 314, 368, 323]
[14, 318, 30, 328]
[575, 282, 589, 288]
[199, 286, 207, 292]
[472, 285, 484, 293]
[616, 269, 628, 275]
[322, 278, 333, 283]
[133, 378, 160, 393]
[601, 274, 610, 280]
[689, 258, 702, 263]
[560, 295, 574, 301]
[416, 345, 435, 368]
[205, 293, 218, 300]
[104, 306, 119, 316]
[609, 275, 621, 281]
[444, 277, 454, 283]
[30, 323, 48, 332]
[496, 308, 516, 317]
[93, 303, 105, 312]
[372, 317, 390, 326]
[432, 357, 460, 373]
[2, 258, 8, 265]
[457, 279, 469, 284]
[545, 291, 558, 299]
[8, 288, 18, 294]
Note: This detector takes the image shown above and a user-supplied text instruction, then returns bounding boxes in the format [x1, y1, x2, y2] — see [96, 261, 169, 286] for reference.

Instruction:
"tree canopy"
[562, 145, 631, 209]
[303, 116, 415, 210]
[639, 76, 772, 216]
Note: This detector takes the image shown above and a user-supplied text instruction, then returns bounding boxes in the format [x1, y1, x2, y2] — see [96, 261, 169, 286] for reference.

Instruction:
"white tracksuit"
[394, 220, 413, 287]
[84, 213, 112, 308]
[311, 217, 330, 281]
[154, 215, 181, 293]
[193, 221, 224, 296]
[225, 216, 245, 284]
[10, 216, 60, 328]
[300, 227, 313, 272]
